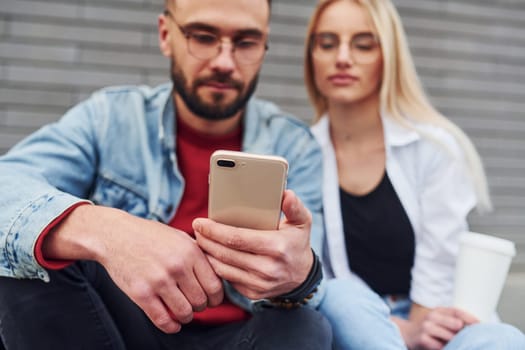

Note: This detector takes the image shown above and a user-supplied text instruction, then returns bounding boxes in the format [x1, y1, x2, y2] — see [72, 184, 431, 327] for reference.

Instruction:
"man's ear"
[158, 14, 172, 57]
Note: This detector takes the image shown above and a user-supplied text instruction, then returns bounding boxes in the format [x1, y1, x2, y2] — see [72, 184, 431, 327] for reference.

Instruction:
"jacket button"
[166, 204, 173, 213]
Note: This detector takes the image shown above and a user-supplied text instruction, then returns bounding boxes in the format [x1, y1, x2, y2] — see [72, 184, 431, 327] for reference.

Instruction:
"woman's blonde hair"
[304, 0, 492, 212]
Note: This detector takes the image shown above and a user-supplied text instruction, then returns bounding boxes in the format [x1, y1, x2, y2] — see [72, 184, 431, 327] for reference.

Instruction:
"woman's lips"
[328, 74, 358, 85]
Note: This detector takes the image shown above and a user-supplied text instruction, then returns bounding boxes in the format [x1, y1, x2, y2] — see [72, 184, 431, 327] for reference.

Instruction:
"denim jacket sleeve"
[0, 95, 105, 281]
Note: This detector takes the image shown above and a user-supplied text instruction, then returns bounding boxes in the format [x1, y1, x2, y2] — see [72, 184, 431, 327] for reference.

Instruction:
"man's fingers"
[206, 254, 271, 300]
[158, 285, 194, 324]
[142, 297, 182, 334]
[173, 276, 208, 312]
[280, 189, 311, 226]
[193, 218, 275, 256]
[196, 228, 272, 272]
[192, 259, 225, 307]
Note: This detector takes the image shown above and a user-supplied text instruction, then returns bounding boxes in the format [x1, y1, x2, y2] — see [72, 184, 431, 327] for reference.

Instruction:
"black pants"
[0, 261, 332, 350]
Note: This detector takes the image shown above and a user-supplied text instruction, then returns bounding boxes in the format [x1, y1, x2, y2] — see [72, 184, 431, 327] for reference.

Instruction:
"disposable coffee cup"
[453, 232, 516, 322]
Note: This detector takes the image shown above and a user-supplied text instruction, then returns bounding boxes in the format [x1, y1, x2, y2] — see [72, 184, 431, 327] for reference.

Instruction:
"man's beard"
[170, 61, 259, 121]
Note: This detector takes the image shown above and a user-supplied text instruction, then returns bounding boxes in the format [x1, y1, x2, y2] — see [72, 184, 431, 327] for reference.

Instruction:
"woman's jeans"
[0, 261, 332, 350]
[319, 277, 525, 350]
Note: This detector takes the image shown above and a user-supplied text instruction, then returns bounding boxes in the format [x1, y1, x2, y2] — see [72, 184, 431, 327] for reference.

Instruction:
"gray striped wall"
[4, 0, 523, 269]
[393, 0, 525, 274]
[1, 0, 524, 326]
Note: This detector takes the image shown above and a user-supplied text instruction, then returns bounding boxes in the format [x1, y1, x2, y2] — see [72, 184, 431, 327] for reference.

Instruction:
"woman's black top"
[340, 172, 415, 295]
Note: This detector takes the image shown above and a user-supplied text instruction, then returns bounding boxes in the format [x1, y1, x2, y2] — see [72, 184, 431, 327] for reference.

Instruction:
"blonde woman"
[305, 0, 525, 349]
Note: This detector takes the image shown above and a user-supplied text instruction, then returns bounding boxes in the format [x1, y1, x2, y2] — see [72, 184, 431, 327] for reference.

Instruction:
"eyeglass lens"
[164, 10, 267, 65]
[186, 30, 267, 64]
[311, 32, 379, 64]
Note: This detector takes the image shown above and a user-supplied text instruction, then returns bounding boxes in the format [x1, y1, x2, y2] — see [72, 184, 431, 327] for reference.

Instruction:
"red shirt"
[169, 117, 249, 324]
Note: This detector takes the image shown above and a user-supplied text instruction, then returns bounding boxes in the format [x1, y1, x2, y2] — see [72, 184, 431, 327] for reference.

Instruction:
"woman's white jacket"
[311, 114, 477, 308]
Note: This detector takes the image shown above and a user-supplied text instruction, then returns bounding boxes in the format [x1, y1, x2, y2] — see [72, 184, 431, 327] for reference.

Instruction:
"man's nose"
[209, 41, 236, 72]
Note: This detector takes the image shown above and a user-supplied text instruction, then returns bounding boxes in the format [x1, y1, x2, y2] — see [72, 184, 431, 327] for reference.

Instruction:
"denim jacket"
[0, 83, 324, 310]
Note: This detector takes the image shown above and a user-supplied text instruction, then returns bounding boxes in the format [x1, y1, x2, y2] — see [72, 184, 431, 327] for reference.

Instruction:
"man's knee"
[295, 307, 333, 339]
[253, 307, 333, 349]
[290, 307, 333, 349]
[262, 307, 331, 335]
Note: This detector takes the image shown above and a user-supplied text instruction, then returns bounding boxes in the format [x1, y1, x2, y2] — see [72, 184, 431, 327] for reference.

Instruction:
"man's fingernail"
[193, 220, 202, 232]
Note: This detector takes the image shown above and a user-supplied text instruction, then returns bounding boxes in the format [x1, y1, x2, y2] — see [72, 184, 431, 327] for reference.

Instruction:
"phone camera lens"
[217, 159, 235, 168]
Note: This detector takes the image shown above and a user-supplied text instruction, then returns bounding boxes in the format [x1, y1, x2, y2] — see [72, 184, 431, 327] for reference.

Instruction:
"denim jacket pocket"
[91, 175, 149, 218]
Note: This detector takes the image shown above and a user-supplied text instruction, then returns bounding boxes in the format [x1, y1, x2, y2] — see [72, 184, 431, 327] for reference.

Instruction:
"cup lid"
[459, 232, 516, 257]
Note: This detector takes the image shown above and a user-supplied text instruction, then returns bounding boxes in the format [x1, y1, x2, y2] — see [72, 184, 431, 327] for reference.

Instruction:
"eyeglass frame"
[163, 9, 269, 65]
[309, 31, 381, 64]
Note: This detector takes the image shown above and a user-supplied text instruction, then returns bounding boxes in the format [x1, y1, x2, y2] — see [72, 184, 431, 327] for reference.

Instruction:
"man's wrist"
[35, 202, 91, 269]
[268, 249, 323, 308]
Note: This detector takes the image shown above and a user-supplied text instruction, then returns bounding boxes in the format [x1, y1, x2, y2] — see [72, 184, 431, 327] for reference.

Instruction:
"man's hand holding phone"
[193, 189, 314, 300]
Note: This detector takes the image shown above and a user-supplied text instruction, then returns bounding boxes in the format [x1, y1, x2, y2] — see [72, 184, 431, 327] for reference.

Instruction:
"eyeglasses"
[164, 10, 268, 65]
[310, 32, 380, 64]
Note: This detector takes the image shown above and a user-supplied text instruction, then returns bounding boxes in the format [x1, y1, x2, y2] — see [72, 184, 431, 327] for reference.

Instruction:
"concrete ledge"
[498, 272, 525, 332]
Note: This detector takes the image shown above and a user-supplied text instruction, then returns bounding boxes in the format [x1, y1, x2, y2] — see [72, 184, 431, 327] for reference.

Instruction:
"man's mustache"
[195, 74, 243, 90]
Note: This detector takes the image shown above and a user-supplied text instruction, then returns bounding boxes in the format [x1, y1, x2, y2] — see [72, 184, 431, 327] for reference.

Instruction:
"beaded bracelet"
[268, 249, 323, 309]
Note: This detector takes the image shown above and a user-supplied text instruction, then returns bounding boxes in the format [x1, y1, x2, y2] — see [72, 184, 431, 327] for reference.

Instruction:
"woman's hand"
[393, 304, 478, 350]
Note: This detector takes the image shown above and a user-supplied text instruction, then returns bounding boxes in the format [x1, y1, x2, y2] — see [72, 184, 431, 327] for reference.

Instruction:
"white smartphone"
[208, 150, 288, 230]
